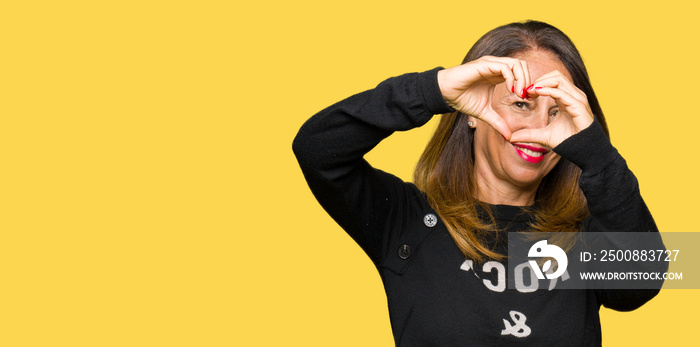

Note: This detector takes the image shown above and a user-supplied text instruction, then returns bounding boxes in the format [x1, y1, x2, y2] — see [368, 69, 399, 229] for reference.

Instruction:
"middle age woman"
[293, 20, 660, 345]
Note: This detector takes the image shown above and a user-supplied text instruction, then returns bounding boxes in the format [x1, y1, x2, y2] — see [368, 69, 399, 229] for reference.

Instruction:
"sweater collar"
[477, 203, 535, 222]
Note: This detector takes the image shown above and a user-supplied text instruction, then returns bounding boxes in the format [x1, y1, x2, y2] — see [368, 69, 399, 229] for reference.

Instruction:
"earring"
[468, 121, 474, 127]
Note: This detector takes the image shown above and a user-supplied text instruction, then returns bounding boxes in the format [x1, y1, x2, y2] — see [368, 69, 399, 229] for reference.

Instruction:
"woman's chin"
[505, 168, 548, 189]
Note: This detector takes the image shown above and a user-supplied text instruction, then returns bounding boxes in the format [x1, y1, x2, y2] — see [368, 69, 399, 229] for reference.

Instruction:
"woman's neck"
[474, 169, 539, 207]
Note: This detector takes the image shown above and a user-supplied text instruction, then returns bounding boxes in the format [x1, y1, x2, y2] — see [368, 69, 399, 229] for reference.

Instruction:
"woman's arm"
[510, 71, 664, 310]
[554, 119, 657, 235]
[294, 57, 555, 264]
[292, 68, 453, 264]
[554, 118, 664, 311]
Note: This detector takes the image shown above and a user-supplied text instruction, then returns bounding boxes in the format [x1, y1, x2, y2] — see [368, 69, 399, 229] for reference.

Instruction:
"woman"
[293, 21, 660, 345]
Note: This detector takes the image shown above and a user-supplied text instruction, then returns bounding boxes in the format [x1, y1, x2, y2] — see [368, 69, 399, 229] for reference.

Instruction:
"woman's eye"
[513, 102, 528, 110]
[550, 109, 559, 117]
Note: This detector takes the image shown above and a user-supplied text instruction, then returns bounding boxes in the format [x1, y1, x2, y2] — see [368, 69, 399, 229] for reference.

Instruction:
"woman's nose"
[512, 109, 550, 129]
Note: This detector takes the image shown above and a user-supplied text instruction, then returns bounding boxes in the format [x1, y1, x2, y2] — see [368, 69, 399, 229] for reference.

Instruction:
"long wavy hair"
[414, 21, 609, 262]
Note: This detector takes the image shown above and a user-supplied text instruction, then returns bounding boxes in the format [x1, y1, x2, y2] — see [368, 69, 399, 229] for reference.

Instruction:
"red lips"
[511, 143, 548, 163]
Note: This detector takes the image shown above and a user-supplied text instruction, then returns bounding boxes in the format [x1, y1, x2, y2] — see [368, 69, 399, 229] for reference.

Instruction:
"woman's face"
[471, 49, 571, 196]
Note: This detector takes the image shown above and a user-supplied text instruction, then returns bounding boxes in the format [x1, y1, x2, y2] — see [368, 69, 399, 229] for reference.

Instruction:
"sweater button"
[398, 244, 411, 259]
[423, 213, 437, 227]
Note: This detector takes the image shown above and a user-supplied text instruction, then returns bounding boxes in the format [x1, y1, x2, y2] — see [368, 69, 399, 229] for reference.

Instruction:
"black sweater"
[293, 68, 660, 346]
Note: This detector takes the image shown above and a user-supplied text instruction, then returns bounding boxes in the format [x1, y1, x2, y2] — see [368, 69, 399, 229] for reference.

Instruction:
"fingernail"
[522, 89, 530, 99]
[526, 84, 534, 91]
[511, 86, 515, 93]
[535, 87, 542, 90]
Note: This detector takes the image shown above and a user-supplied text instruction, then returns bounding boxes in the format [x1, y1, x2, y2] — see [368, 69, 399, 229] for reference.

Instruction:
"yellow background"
[1, 0, 698, 345]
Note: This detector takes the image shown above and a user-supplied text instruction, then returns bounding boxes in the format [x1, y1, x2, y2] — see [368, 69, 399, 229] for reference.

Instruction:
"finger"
[479, 62, 516, 92]
[529, 87, 594, 130]
[441, 59, 515, 99]
[530, 87, 590, 116]
[509, 127, 551, 147]
[520, 59, 531, 98]
[478, 57, 517, 92]
[529, 72, 586, 104]
[532, 70, 570, 85]
[480, 109, 512, 140]
[480, 56, 526, 95]
[510, 59, 527, 98]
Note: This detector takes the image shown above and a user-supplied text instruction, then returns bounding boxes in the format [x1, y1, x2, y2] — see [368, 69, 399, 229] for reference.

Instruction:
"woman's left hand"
[509, 71, 595, 148]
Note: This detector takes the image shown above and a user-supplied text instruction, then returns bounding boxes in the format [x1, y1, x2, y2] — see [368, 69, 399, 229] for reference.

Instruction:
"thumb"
[509, 128, 551, 147]
[480, 109, 512, 140]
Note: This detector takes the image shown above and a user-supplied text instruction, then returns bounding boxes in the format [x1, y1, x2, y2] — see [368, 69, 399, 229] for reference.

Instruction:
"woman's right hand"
[437, 56, 532, 140]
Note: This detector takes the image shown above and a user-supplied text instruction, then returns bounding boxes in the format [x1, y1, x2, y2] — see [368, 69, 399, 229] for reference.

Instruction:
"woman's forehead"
[512, 49, 572, 81]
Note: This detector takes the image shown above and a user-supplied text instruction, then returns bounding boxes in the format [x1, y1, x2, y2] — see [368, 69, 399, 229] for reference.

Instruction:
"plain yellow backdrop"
[1, 0, 698, 346]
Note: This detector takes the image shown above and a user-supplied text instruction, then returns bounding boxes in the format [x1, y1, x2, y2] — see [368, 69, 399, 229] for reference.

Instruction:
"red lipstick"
[511, 143, 548, 163]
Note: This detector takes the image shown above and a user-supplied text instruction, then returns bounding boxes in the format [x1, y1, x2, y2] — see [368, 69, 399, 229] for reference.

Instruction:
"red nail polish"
[502, 134, 506, 140]
[521, 89, 530, 99]
[526, 84, 534, 91]
[535, 87, 542, 90]
[511, 86, 515, 93]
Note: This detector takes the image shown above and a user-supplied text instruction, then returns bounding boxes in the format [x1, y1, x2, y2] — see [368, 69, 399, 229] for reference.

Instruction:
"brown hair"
[414, 21, 609, 262]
